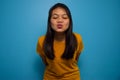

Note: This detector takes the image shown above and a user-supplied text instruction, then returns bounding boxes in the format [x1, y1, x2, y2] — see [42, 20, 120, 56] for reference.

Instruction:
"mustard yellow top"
[37, 33, 83, 80]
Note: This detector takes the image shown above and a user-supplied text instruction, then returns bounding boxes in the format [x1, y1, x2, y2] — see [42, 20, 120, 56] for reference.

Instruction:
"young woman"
[37, 3, 84, 80]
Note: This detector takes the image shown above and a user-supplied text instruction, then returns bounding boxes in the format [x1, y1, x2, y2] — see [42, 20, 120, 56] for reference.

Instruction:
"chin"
[55, 30, 65, 33]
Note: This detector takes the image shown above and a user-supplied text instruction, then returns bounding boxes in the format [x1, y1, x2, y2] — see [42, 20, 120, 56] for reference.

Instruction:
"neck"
[54, 32, 65, 42]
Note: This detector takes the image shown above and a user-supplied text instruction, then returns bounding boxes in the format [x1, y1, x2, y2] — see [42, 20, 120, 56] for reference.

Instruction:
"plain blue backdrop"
[0, 0, 120, 80]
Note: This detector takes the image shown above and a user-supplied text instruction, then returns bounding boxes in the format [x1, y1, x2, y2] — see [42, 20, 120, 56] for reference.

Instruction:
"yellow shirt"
[37, 33, 83, 80]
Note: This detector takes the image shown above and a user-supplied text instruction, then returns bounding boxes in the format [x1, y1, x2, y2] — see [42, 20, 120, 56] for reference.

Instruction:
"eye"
[62, 15, 69, 19]
[52, 16, 58, 19]
[51, 14, 58, 19]
[63, 17, 68, 19]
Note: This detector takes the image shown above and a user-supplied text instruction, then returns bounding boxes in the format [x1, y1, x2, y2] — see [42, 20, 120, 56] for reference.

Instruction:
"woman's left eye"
[63, 17, 68, 19]
[62, 15, 68, 19]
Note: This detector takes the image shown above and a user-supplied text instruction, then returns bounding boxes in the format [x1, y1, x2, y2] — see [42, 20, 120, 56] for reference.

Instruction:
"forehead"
[52, 7, 67, 15]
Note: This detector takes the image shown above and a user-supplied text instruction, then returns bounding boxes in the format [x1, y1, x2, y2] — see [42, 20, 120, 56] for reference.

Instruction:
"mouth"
[57, 24, 63, 29]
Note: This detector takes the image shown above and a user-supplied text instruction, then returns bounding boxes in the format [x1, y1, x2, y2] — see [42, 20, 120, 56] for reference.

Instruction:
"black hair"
[43, 3, 77, 60]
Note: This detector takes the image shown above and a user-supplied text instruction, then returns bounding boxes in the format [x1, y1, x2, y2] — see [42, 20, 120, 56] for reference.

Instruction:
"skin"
[50, 7, 70, 41]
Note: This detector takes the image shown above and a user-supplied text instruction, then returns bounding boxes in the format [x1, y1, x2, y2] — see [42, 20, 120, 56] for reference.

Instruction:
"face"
[50, 7, 70, 33]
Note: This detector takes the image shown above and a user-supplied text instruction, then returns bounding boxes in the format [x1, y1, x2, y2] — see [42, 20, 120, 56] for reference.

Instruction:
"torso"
[37, 33, 83, 80]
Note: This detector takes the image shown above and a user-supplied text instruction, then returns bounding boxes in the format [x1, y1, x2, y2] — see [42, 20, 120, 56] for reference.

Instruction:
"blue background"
[0, 0, 120, 80]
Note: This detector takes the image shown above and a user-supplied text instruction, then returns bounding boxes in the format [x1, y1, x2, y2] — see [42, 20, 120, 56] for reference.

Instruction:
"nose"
[57, 17, 63, 23]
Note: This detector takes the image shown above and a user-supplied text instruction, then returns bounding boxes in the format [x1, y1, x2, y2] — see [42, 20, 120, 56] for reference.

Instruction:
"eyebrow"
[52, 13, 67, 16]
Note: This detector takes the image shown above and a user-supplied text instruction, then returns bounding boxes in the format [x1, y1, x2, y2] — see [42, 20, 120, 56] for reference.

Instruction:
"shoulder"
[73, 32, 84, 52]
[38, 35, 45, 41]
[36, 35, 46, 57]
[38, 35, 46, 45]
[73, 32, 82, 42]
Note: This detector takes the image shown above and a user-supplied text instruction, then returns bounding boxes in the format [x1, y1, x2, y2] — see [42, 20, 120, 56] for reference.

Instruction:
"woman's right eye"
[52, 17, 58, 19]
[52, 14, 58, 19]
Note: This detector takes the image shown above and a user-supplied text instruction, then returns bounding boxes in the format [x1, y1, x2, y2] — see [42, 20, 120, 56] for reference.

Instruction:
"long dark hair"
[43, 3, 77, 60]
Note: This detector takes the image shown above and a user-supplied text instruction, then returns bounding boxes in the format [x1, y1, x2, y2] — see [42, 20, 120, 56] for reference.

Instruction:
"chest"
[53, 42, 65, 58]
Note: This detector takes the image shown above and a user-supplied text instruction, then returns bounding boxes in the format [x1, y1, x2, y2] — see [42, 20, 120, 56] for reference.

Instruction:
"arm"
[36, 37, 48, 66]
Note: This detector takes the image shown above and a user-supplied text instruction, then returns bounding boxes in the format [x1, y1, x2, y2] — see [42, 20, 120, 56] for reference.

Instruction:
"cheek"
[50, 20, 57, 27]
[50, 19, 53, 25]
[50, 20, 57, 30]
[64, 21, 70, 30]
[65, 20, 70, 26]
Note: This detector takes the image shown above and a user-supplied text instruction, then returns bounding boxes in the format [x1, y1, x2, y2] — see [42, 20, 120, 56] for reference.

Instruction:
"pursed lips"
[57, 24, 63, 29]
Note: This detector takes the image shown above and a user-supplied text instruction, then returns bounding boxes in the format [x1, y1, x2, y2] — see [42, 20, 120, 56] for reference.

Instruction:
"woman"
[37, 3, 84, 80]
